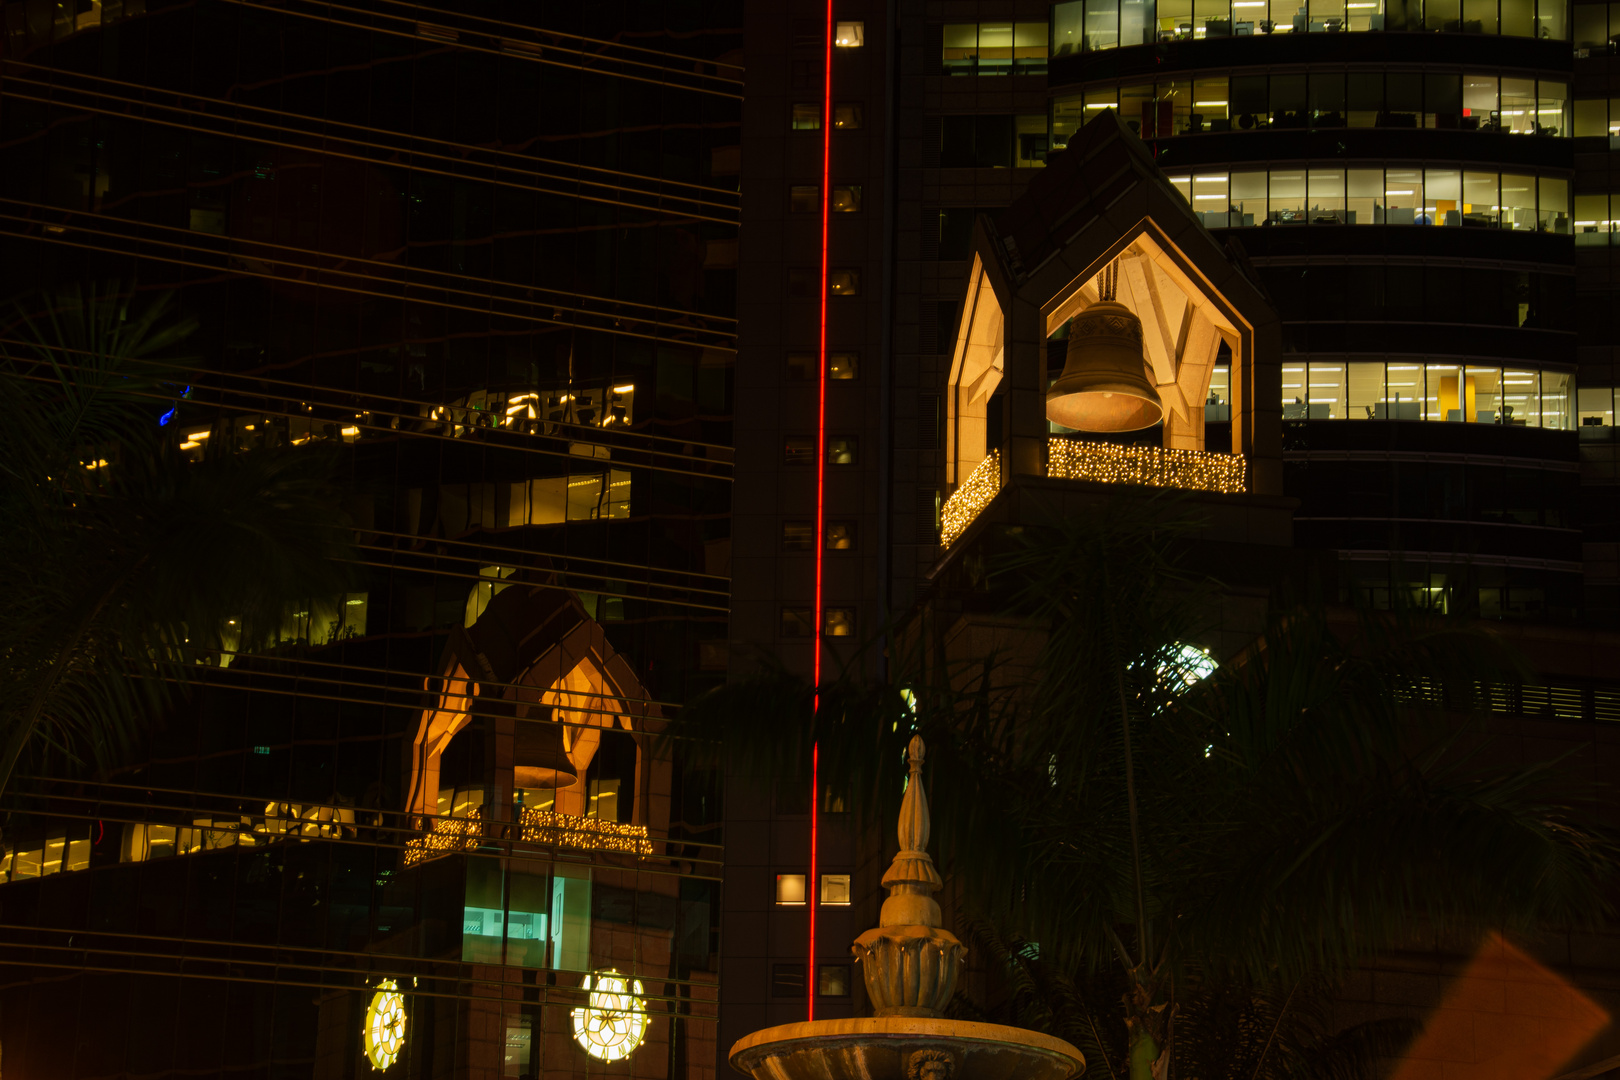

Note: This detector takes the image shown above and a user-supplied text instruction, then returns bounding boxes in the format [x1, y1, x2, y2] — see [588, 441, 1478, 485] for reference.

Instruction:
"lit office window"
[820, 873, 852, 904]
[776, 873, 807, 904]
[819, 965, 853, 996]
[832, 185, 863, 212]
[943, 22, 1048, 74]
[977, 24, 1012, 72]
[1049, 0, 1564, 50]
[1053, 74, 1570, 145]
[829, 269, 861, 296]
[1578, 387, 1616, 427]
[1576, 193, 1620, 242]
[1206, 366, 1232, 421]
[823, 608, 856, 637]
[835, 21, 865, 46]
[783, 522, 814, 549]
[1163, 165, 1570, 231]
[791, 103, 821, 130]
[825, 522, 856, 550]
[1280, 361, 1573, 427]
[833, 103, 864, 129]
[828, 437, 857, 465]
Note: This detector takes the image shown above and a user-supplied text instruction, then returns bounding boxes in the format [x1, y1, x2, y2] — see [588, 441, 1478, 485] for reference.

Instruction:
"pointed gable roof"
[972, 110, 1274, 334]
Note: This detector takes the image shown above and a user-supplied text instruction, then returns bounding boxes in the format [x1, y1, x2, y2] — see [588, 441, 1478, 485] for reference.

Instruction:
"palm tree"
[680, 507, 1614, 1080]
[948, 915, 1418, 1080]
[0, 282, 355, 804]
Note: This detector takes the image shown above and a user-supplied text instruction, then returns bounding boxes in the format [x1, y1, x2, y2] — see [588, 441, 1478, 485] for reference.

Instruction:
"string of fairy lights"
[1046, 439, 1247, 494]
[400, 805, 655, 868]
[942, 441, 1248, 550]
[940, 451, 1002, 550]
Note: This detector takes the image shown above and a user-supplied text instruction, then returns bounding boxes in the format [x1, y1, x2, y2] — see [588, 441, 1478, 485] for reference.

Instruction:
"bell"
[1046, 261, 1164, 433]
[514, 710, 579, 790]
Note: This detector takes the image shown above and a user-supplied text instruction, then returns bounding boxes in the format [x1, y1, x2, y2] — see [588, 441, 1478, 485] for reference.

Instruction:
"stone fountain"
[729, 737, 1085, 1080]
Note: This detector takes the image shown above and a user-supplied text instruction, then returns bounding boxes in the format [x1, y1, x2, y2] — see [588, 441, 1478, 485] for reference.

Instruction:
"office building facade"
[722, 0, 1620, 1073]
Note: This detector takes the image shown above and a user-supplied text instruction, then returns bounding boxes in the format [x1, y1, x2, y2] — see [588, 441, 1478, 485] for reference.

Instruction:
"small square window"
[788, 268, 818, 297]
[829, 269, 861, 296]
[773, 963, 807, 997]
[792, 103, 822, 130]
[832, 185, 862, 212]
[834, 103, 863, 129]
[819, 965, 852, 997]
[783, 522, 814, 550]
[829, 352, 859, 379]
[820, 873, 852, 905]
[823, 608, 856, 637]
[776, 873, 807, 904]
[790, 185, 820, 213]
[826, 522, 856, 550]
[828, 437, 857, 465]
[781, 608, 815, 638]
[785, 437, 815, 466]
[787, 353, 815, 381]
[834, 21, 864, 46]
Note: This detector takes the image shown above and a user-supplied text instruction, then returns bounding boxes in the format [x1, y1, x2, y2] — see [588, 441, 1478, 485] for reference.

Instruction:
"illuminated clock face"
[364, 979, 407, 1070]
[571, 970, 648, 1061]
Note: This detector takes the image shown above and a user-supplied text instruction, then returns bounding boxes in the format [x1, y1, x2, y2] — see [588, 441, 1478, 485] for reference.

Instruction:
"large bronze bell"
[1045, 263, 1164, 433]
[513, 707, 579, 790]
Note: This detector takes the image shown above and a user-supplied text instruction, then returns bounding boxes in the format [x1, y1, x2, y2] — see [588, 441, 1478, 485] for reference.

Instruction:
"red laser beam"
[808, 0, 835, 1026]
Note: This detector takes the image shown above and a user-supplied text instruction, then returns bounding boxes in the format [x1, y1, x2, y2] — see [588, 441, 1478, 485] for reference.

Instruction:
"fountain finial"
[727, 736, 1085, 1080]
[852, 734, 967, 1017]
[897, 735, 929, 852]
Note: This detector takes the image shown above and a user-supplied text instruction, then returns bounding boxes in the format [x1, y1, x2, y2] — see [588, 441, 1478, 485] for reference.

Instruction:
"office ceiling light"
[572, 970, 648, 1061]
[1046, 261, 1163, 432]
[363, 979, 407, 1070]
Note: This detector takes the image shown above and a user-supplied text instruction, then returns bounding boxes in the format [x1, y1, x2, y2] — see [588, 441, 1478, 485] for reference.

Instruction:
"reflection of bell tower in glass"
[0, 1, 736, 1075]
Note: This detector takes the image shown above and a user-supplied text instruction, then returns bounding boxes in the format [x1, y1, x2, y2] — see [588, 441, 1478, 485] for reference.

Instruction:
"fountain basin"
[730, 1017, 1085, 1080]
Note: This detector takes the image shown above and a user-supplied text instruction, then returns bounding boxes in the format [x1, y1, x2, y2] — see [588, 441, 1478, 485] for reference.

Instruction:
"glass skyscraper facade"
[0, 1, 738, 1075]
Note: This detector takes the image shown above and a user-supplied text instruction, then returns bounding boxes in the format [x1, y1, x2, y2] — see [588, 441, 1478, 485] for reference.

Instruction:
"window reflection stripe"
[0, 222, 738, 352]
[214, 0, 745, 98]
[0, 75, 740, 221]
